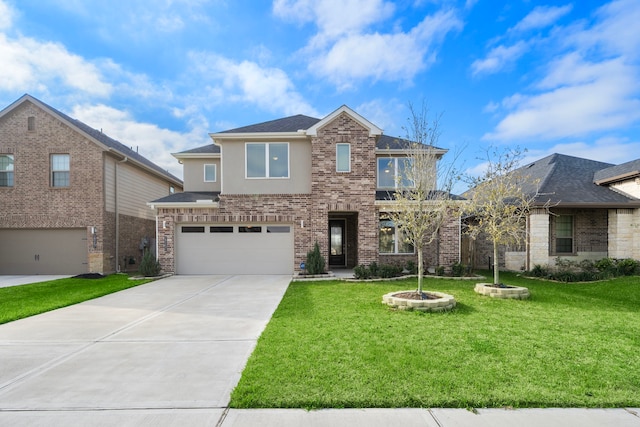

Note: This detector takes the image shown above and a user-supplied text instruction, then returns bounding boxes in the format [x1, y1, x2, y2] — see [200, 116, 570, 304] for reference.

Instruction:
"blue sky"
[1, 0, 639, 192]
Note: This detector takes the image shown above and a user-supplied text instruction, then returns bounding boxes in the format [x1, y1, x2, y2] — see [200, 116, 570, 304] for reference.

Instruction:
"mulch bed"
[72, 273, 105, 279]
[392, 291, 440, 300]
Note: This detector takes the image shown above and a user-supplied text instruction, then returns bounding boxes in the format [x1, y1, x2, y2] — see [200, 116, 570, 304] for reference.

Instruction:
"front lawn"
[0, 274, 152, 324]
[231, 272, 640, 409]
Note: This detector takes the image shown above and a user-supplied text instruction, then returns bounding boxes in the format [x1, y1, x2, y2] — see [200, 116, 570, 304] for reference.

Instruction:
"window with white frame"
[0, 154, 14, 187]
[379, 214, 414, 254]
[336, 143, 350, 172]
[51, 154, 70, 187]
[377, 157, 414, 189]
[246, 143, 289, 178]
[204, 164, 216, 182]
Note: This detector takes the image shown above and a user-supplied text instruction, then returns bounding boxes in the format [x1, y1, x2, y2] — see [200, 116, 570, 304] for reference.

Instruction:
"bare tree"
[464, 146, 538, 286]
[383, 102, 462, 295]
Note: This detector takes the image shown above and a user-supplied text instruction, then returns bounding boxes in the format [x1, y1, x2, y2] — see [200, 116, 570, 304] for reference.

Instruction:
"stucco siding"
[219, 139, 312, 194]
[182, 158, 221, 192]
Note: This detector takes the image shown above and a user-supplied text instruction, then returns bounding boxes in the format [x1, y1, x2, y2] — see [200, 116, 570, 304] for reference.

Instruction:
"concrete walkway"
[0, 275, 638, 426]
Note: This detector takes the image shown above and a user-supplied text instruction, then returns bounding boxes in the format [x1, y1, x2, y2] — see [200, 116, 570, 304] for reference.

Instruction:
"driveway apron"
[0, 275, 291, 426]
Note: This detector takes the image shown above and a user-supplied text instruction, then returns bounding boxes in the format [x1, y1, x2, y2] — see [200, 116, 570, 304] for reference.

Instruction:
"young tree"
[464, 147, 538, 286]
[384, 102, 462, 295]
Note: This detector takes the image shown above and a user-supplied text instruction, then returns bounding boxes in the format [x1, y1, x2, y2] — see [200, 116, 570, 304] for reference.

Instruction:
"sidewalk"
[220, 408, 640, 427]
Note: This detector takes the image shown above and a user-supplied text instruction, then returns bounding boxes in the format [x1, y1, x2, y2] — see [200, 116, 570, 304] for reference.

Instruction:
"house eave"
[147, 200, 220, 210]
[594, 170, 640, 185]
[209, 131, 309, 142]
[375, 148, 448, 156]
[535, 202, 640, 209]
[172, 152, 221, 160]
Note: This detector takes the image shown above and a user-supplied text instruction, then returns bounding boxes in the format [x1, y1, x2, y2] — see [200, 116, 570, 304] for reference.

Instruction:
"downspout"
[115, 156, 128, 272]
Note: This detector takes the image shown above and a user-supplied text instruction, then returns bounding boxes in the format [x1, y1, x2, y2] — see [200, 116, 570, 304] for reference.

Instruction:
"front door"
[329, 219, 346, 267]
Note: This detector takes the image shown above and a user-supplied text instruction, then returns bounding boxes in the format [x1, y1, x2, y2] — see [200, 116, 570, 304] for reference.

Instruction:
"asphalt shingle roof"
[178, 144, 221, 154]
[594, 159, 640, 183]
[517, 153, 639, 206]
[151, 191, 220, 204]
[13, 95, 182, 184]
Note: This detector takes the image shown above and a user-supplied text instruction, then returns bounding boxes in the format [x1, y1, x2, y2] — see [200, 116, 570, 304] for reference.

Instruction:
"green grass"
[0, 274, 152, 324]
[231, 272, 640, 409]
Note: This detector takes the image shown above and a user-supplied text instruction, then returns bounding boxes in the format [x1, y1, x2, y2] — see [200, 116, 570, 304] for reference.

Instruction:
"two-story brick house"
[0, 94, 183, 275]
[149, 105, 461, 275]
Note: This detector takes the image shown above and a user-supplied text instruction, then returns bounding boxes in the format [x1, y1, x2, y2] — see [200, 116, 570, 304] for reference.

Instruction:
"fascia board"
[209, 131, 308, 142]
[307, 105, 383, 137]
[147, 201, 220, 209]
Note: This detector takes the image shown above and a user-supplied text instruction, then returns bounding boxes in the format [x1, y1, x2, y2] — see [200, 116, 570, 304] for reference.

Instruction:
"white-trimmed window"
[246, 143, 289, 178]
[204, 164, 216, 182]
[0, 154, 14, 187]
[377, 157, 414, 189]
[379, 215, 414, 254]
[51, 154, 70, 187]
[336, 143, 351, 172]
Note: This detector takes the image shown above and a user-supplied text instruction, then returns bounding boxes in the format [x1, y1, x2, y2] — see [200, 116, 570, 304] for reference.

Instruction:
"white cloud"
[471, 41, 528, 76]
[309, 9, 462, 88]
[484, 0, 640, 143]
[71, 104, 210, 179]
[511, 4, 573, 33]
[0, 0, 15, 30]
[273, 0, 395, 39]
[0, 33, 111, 96]
[189, 52, 318, 117]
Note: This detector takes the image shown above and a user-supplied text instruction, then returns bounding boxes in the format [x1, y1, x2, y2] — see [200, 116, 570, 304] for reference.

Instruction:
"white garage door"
[176, 224, 294, 274]
[0, 229, 88, 275]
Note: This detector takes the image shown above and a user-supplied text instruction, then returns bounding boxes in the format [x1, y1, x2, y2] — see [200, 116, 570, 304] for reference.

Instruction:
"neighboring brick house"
[0, 94, 183, 275]
[149, 105, 461, 275]
[464, 154, 640, 271]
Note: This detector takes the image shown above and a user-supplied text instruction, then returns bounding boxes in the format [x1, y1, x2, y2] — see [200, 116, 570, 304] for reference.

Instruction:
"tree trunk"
[417, 245, 423, 294]
[493, 242, 500, 285]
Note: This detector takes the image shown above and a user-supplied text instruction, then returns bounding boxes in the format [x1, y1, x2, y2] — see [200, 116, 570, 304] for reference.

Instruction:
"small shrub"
[368, 261, 379, 278]
[378, 264, 403, 278]
[529, 264, 549, 278]
[435, 266, 445, 276]
[353, 265, 371, 280]
[617, 258, 640, 276]
[451, 262, 465, 277]
[405, 260, 417, 274]
[306, 242, 326, 275]
[139, 250, 162, 277]
[595, 257, 615, 272]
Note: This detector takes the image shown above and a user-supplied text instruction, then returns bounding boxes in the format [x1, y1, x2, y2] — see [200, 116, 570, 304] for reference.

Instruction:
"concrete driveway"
[0, 274, 291, 426]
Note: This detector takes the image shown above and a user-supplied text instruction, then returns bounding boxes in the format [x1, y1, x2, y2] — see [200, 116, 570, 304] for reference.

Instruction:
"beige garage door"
[176, 224, 294, 275]
[0, 229, 88, 275]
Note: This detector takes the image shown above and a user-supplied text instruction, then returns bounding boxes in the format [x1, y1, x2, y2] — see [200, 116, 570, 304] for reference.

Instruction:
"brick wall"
[310, 112, 378, 266]
[0, 99, 170, 275]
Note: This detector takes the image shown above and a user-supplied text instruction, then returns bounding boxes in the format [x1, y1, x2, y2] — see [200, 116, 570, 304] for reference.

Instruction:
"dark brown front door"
[329, 219, 346, 267]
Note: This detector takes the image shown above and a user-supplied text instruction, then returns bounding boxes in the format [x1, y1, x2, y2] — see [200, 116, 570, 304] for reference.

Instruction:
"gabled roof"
[0, 94, 182, 186]
[518, 153, 639, 207]
[306, 105, 382, 137]
[594, 159, 640, 185]
[202, 106, 444, 152]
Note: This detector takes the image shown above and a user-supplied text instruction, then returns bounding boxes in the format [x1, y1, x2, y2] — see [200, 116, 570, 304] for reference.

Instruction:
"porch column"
[529, 209, 549, 268]
[608, 209, 634, 259]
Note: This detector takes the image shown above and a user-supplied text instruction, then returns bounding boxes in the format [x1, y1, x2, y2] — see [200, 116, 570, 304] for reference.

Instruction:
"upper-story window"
[27, 116, 36, 131]
[246, 143, 289, 178]
[0, 154, 14, 187]
[204, 164, 216, 182]
[336, 143, 351, 172]
[377, 157, 413, 189]
[51, 154, 70, 187]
